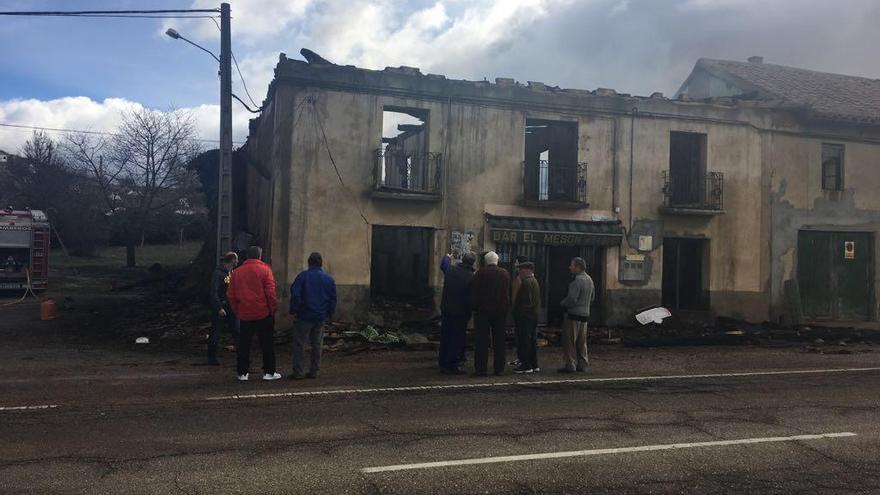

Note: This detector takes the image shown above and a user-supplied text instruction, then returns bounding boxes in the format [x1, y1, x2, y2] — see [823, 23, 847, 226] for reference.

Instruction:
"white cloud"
[160, 0, 317, 45]
[0, 97, 251, 154]
[7, 0, 880, 155]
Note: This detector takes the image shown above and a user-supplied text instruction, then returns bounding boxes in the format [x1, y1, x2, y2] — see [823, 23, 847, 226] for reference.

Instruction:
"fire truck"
[0, 208, 49, 290]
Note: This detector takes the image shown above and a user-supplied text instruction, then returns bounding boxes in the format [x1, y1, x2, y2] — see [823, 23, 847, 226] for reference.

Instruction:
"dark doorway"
[662, 238, 709, 311]
[545, 245, 603, 326]
[370, 226, 433, 304]
[668, 132, 707, 207]
[798, 231, 873, 321]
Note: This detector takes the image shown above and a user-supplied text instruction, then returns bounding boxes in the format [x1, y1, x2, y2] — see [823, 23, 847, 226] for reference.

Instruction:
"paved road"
[2, 339, 880, 494]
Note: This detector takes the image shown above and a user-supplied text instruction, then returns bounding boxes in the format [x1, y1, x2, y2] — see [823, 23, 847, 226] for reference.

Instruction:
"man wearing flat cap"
[512, 260, 541, 373]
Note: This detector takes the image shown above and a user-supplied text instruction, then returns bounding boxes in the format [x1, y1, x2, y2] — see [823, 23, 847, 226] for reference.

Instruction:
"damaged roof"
[690, 58, 880, 123]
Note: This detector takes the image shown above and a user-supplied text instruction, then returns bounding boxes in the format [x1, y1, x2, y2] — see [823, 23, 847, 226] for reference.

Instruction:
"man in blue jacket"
[289, 252, 337, 379]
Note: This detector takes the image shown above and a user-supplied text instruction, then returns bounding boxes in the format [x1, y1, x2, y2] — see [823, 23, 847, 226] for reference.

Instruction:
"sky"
[1, 0, 880, 153]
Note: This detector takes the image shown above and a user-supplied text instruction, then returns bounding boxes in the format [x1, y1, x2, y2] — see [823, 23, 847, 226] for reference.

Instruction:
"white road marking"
[361, 432, 858, 473]
[0, 371, 211, 384]
[0, 404, 59, 411]
[205, 366, 880, 401]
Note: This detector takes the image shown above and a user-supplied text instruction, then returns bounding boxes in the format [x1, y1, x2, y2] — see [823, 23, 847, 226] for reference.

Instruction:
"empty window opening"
[524, 119, 580, 202]
[379, 108, 430, 192]
[668, 132, 708, 206]
[662, 238, 710, 311]
[821, 143, 844, 191]
[370, 226, 433, 305]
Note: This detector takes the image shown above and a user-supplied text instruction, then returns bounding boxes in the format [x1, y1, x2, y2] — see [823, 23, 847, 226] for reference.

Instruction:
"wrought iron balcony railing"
[374, 149, 442, 195]
[662, 171, 724, 210]
[523, 160, 588, 206]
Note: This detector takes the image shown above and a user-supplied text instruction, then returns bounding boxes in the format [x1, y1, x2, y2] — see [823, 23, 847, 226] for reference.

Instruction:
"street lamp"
[164, 28, 220, 63]
[165, 3, 232, 263]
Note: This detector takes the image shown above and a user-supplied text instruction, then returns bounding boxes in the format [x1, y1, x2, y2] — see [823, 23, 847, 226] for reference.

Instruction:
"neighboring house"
[679, 57, 880, 323]
[242, 53, 880, 326]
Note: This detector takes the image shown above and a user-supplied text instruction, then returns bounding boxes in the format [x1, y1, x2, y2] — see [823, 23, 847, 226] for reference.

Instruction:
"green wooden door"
[798, 231, 873, 321]
[836, 232, 873, 320]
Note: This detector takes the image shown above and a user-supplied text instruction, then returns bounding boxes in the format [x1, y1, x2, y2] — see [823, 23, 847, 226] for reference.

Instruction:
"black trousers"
[208, 306, 239, 363]
[474, 312, 507, 374]
[439, 313, 469, 371]
[237, 316, 276, 376]
[514, 316, 539, 370]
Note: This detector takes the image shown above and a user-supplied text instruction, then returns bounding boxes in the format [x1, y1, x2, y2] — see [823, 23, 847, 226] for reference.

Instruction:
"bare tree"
[64, 108, 202, 267]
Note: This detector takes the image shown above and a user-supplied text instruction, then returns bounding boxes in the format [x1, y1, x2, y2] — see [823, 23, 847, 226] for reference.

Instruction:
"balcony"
[523, 160, 588, 208]
[373, 149, 442, 201]
[661, 171, 724, 215]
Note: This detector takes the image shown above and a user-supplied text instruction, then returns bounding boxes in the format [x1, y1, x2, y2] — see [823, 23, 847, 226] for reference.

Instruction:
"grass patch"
[53, 242, 202, 270]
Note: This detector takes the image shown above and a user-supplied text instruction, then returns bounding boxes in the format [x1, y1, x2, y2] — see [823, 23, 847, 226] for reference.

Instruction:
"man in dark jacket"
[289, 252, 337, 379]
[439, 252, 475, 375]
[227, 246, 280, 382]
[512, 261, 541, 374]
[469, 251, 511, 376]
[207, 252, 239, 365]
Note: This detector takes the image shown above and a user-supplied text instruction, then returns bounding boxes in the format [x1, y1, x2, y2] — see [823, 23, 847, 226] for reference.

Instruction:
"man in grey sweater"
[558, 257, 595, 373]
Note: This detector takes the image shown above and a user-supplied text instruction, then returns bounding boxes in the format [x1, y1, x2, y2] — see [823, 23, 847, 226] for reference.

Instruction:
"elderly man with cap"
[469, 251, 511, 376]
[438, 252, 476, 375]
[512, 260, 541, 373]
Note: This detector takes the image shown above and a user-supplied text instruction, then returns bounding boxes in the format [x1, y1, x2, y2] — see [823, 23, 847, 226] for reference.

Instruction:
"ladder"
[30, 227, 49, 289]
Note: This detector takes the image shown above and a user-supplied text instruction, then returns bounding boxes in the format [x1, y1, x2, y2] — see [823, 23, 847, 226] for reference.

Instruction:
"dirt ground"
[2, 242, 878, 364]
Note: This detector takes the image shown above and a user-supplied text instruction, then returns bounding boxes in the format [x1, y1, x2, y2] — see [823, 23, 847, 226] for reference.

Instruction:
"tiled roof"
[697, 58, 880, 123]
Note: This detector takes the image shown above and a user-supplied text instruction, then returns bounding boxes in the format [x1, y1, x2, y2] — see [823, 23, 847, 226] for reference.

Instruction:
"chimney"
[748, 56, 764, 64]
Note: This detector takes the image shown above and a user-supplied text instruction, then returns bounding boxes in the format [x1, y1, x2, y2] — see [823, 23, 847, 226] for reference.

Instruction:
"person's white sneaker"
[263, 372, 282, 381]
[237, 373, 249, 381]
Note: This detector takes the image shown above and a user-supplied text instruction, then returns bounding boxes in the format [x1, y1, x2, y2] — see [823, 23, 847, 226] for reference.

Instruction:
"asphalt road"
[2, 332, 880, 493]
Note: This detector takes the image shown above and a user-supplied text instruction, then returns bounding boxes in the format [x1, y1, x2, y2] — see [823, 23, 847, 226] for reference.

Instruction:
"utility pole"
[217, 2, 232, 260]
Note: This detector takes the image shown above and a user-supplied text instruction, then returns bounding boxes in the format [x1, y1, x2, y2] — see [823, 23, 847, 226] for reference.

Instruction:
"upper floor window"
[821, 143, 844, 191]
[668, 131, 707, 205]
[523, 119, 586, 206]
[376, 107, 440, 195]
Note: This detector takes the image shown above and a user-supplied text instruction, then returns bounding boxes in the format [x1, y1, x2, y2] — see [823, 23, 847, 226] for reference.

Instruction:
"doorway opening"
[798, 231, 873, 321]
[668, 132, 707, 207]
[545, 245, 603, 326]
[524, 119, 583, 204]
[662, 237, 709, 311]
[370, 225, 433, 305]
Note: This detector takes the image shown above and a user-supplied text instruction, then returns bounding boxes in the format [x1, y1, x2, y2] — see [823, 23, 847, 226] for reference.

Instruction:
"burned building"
[244, 52, 880, 326]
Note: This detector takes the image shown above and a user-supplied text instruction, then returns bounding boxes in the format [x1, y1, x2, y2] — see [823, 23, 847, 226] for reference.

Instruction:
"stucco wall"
[246, 62, 878, 325]
[767, 132, 880, 322]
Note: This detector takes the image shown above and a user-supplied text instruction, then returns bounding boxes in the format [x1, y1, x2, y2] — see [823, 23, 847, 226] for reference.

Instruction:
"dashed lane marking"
[361, 432, 858, 473]
[0, 404, 60, 411]
[205, 366, 880, 401]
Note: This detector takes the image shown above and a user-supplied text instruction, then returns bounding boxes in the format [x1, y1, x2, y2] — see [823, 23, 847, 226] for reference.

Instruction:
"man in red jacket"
[227, 246, 281, 382]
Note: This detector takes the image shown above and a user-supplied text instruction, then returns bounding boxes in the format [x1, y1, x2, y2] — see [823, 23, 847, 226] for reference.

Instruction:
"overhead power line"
[206, 17, 261, 110]
[0, 122, 245, 146]
[4, 15, 221, 19]
[0, 9, 219, 15]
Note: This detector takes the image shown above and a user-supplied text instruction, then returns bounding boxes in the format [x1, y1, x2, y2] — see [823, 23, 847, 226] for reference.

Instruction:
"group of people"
[439, 251, 595, 376]
[208, 246, 337, 382]
[208, 245, 594, 382]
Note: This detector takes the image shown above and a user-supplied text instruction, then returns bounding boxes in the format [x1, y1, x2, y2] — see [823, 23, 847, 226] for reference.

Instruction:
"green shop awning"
[487, 214, 624, 247]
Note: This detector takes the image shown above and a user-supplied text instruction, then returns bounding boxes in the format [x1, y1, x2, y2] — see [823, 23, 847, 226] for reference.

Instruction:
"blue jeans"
[439, 313, 469, 371]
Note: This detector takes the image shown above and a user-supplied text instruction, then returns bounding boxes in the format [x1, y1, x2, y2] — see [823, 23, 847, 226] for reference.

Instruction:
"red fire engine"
[0, 208, 50, 290]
